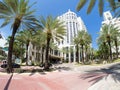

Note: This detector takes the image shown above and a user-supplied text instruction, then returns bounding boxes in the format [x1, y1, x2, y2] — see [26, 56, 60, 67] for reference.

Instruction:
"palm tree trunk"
[20, 43, 24, 65]
[81, 45, 84, 64]
[44, 37, 50, 70]
[115, 40, 118, 58]
[7, 32, 16, 73]
[85, 46, 88, 62]
[108, 41, 112, 61]
[7, 19, 21, 73]
[26, 42, 29, 65]
[76, 45, 79, 63]
[41, 47, 44, 64]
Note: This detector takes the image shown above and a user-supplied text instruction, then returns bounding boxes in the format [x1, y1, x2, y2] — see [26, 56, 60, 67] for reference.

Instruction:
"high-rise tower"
[58, 9, 87, 46]
[57, 9, 88, 62]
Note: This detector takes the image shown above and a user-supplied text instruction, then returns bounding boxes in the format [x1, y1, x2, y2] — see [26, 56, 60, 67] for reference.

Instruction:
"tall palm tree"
[32, 30, 46, 64]
[17, 30, 34, 65]
[84, 32, 92, 61]
[76, 0, 117, 16]
[97, 33, 108, 60]
[98, 24, 119, 61]
[0, 0, 39, 73]
[40, 16, 66, 70]
[74, 37, 80, 63]
[100, 24, 112, 60]
[110, 26, 120, 58]
[12, 39, 25, 59]
[75, 30, 91, 64]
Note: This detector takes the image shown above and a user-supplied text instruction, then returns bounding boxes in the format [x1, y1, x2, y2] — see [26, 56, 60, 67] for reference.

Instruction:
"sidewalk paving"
[0, 62, 120, 90]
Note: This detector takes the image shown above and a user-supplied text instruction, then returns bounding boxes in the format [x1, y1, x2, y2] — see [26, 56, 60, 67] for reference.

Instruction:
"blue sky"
[0, 0, 110, 49]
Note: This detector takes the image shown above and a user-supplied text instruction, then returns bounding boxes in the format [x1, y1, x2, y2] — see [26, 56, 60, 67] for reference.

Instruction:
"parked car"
[1, 61, 20, 68]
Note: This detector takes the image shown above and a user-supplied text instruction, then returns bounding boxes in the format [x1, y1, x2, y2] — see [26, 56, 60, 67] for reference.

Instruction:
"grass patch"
[14, 68, 44, 73]
[0, 67, 54, 73]
[113, 58, 120, 63]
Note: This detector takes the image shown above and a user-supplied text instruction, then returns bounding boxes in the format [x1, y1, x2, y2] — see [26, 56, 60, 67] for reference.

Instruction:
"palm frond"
[76, 0, 87, 11]
[4, 0, 18, 14]
[98, 0, 104, 16]
[0, 1, 12, 15]
[87, 0, 96, 14]
[0, 18, 11, 28]
[108, 0, 116, 11]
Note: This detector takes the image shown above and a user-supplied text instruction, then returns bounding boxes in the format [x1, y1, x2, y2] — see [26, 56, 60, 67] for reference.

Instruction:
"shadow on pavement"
[29, 69, 46, 76]
[53, 66, 72, 72]
[4, 73, 13, 90]
[80, 63, 120, 85]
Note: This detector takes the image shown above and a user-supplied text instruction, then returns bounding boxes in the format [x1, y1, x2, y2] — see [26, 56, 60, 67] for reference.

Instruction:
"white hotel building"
[28, 10, 88, 63]
[57, 9, 87, 63]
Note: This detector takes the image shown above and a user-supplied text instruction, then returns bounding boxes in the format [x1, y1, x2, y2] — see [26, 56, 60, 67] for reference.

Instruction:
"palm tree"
[17, 30, 35, 65]
[100, 24, 112, 60]
[40, 16, 66, 70]
[111, 26, 120, 58]
[97, 34, 108, 60]
[75, 30, 91, 64]
[32, 30, 46, 64]
[76, 0, 117, 16]
[74, 37, 80, 63]
[98, 24, 119, 61]
[13, 39, 25, 59]
[84, 32, 92, 61]
[0, 0, 39, 72]
[60, 47, 68, 62]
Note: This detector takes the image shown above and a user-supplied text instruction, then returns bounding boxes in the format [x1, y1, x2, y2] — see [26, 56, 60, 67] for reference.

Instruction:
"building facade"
[28, 10, 88, 63]
[56, 9, 87, 63]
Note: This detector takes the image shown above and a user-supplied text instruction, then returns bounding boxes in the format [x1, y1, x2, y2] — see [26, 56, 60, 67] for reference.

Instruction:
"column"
[79, 47, 81, 62]
[64, 53, 66, 61]
[73, 46, 76, 63]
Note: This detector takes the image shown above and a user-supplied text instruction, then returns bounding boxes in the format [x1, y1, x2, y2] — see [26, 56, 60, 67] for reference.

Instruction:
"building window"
[73, 22, 76, 37]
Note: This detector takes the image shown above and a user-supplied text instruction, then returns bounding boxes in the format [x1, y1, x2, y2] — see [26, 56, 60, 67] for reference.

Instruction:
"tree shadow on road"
[80, 63, 120, 85]
[53, 66, 72, 72]
[29, 69, 46, 76]
[4, 73, 13, 90]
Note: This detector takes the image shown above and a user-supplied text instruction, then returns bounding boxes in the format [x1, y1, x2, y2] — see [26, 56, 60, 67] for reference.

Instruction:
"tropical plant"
[98, 24, 120, 61]
[84, 32, 92, 61]
[13, 39, 25, 59]
[40, 16, 66, 70]
[32, 30, 46, 64]
[76, 0, 118, 16]
[60, 47, 68, 62]
[99, 24, 112, 60]
[74, 37, 80, 63]
[17, 30, 35, 65]
[75, 30, 91, 64]
[6, 35, 25, 62]
[111, 26, 120, 58]
[0, 0, 39, 73]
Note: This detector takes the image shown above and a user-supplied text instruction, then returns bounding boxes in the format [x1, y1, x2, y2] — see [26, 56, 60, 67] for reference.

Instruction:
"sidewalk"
[0, 62, 120, 90]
